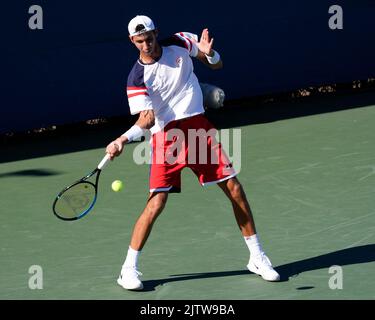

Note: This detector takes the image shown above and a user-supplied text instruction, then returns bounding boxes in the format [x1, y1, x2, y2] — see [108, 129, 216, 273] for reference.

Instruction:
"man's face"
[130, 31, 158, 57]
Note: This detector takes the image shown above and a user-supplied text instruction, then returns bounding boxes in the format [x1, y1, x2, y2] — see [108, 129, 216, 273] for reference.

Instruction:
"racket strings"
[54, 182, 96, 219]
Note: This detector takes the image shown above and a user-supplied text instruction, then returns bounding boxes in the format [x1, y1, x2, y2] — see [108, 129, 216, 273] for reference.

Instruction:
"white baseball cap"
[128, 15, 155, 37]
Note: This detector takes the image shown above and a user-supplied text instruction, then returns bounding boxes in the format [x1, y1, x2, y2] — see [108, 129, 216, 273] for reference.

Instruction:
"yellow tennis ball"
[111, 180, 123, 192]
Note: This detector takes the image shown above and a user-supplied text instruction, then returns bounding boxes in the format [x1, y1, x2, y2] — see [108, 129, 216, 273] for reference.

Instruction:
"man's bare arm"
[106, 110, 155, 158]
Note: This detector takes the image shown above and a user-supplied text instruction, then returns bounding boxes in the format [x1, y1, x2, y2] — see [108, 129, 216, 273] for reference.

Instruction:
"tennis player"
[105, 15, 280, 290]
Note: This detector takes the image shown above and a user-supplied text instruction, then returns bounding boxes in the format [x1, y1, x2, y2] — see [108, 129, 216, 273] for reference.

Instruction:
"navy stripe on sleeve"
[127, 61, 146, 88]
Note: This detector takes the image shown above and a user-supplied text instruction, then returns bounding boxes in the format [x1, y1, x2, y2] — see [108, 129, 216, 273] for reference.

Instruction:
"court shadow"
[141, 244, 375, 291]
[0, 169, 62, 178]
[274, 243, 375, 282]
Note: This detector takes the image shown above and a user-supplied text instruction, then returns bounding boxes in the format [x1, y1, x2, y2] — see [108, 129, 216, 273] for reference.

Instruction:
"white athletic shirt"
[126, 32, 205, 134]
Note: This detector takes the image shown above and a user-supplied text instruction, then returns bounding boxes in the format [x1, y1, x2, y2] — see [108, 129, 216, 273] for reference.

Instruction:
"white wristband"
[205, 50, 220, 64]
[122, 125, 144, 142]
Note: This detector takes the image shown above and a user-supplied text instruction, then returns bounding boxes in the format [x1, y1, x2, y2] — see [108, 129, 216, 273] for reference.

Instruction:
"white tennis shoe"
[247, 253, 280, 282]
[117, 267, 144, 290]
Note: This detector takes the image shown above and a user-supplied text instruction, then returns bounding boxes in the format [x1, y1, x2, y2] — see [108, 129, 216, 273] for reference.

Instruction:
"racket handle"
[98, 154, 111, 170]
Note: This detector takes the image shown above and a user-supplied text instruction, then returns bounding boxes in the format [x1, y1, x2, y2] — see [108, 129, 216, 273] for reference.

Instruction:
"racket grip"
[98, 154, 111, 170]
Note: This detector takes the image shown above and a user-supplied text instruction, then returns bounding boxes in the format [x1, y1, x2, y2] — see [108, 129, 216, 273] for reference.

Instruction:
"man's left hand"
[198, 28, 214, 56]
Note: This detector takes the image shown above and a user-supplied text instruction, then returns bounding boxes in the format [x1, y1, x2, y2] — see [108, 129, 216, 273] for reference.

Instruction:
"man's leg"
[118, 192, 169, 290]
[130, 192, 169, 250]
[217, 177, 256, 236]
[218, 177, 280, 281]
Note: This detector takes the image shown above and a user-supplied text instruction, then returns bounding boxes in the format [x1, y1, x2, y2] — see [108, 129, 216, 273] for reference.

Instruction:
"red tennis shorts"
[149, 114, 237, 193]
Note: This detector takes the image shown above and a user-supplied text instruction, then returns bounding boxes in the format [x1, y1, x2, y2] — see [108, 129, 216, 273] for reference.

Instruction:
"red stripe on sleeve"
[127, 86, 147, 91]
[127, 92, 149, 98]
[178, 33, 189, 50]
[185, 38, 193, 52]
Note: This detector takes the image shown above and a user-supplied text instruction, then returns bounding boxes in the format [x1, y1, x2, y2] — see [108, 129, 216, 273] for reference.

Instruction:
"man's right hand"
[106, 138, 125, 159]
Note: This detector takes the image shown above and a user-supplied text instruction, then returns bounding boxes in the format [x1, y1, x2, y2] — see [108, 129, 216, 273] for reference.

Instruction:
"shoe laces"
[134, 269, 142, 277]
[254, 253, 273, 269]
[121, 267, 142, 278]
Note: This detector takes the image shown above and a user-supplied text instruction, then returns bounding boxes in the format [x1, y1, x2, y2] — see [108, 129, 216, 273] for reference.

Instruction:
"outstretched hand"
[198, 28, 214, 56]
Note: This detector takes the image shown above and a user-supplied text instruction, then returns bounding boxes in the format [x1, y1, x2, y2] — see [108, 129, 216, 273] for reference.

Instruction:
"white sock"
[123, 246, 141, 269]
[244, 234, 264, 257]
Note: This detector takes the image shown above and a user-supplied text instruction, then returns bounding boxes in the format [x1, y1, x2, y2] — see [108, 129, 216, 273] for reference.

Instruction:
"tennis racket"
[52, 154, 111, 221]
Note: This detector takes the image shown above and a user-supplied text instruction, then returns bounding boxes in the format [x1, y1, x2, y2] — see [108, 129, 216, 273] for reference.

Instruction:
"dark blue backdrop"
[2, 1, 375, 133]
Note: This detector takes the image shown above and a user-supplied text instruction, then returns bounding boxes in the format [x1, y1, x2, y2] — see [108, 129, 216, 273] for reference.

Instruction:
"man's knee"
[145, 192, 168, 218]
[226, 178, 245, 201]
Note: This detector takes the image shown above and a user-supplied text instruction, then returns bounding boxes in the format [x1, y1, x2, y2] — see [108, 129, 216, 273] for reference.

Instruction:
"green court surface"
[0, 92, 374, 300]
